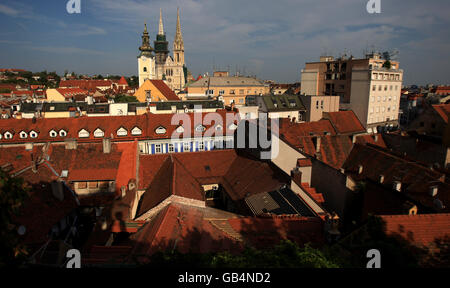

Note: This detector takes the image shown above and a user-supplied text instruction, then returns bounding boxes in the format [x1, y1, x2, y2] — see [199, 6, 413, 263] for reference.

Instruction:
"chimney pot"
[393, 181, 402, 192]
[103, 138, 111, 154]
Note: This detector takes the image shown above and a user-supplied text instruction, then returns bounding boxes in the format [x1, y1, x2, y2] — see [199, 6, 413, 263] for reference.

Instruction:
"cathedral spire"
[158, 8, 164, 35]
[174, 7, 184, 48]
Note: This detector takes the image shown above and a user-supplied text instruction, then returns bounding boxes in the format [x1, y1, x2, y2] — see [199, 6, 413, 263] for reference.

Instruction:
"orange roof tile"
[380, 214, 450, 247]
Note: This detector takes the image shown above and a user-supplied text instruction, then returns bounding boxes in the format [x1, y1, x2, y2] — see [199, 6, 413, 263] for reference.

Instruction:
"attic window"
[78, 129, 90, 138]
[49, 130, 57, 137]
[59, 130, 67, 137]
[131, 127, 142, 136]
[155, 126, 167, 134]
[30, 131, 38, 138]
[205, 165, 211, 172]
[19, 131, 28, 139]
[228, 123, 238, 130]
[215, 124, 223, 131]
[117, 127, 128, 137]
[195, 125, 206, 132]
[176, 126, 184, 133]
[94, 128, 105, 138]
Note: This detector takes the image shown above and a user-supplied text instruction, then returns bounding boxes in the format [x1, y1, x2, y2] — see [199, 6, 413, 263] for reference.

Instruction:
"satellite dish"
[17, 225, 26, 235]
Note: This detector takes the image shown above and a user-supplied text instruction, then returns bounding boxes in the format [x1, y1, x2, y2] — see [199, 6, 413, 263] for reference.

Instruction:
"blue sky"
[0, 0, 449, 85]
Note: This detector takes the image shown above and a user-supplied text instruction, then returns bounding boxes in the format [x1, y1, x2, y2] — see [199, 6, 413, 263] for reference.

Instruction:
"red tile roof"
[131, 203, 244, 259]
[59, 80, 114, 92]
[343, 143, 450, 212]
[432, 104, 450, 124]
[149, 80, 180, 101]
[380, 214, 450, 248]
[297, 158, 312, 167]
[0, 110, 239, 144]
[322, 111, 366, 134]
[55, 88, 89, 99]
[278, 118, 386, 170]
[12, 164, 78, 245]
[118, 76, 128, 86]
[228, 215, 325, 248]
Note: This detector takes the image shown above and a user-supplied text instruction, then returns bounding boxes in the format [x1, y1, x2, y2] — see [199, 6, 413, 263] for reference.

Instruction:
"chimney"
[374, 134, 378, 142]
[290, 167, 302, 186]
[103, 138, 111, 154]
[379, 174, 384, 183]
[120, 186, 126, 198]
[393, 181, 402, 192]
[358, 164, 363, 174]
[65, 139, 77, 150]
[324, 212, 341, 243]
[313, 136, 321, 153]
[31, 153, 37, 173]
[430, 186, 438, 197]
[51, 181, 64, 202]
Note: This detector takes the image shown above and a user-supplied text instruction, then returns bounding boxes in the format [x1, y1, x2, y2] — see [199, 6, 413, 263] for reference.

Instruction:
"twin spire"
[158, 8, 164, 36]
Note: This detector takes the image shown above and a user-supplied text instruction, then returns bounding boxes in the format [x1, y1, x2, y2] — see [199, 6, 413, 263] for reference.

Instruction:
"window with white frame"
[155, 144, 162, 154]
[372, 85, 376, 91]
[176, 126, 184, 133]
[30, 131, 38, 138]
[4, 132, 13, 139]
[132, 127, 142, 135]
[94, 128, 104, 138]
[59, 130, 67, 137]
[117, 127, 128, 136]
[19, 131, 27, 139]
[50, 130, 58, 137]
[78, 129, 89, 138]
[155, 126, 167, 134]
[183, 142, 190, 152]
[195, 125, 206, 132]
[199, 142, 204, 151]
[168, 143, 174, 153]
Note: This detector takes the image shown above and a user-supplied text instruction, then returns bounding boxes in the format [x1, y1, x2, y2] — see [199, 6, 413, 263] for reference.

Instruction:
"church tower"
[154, 8, 169, 76]
[173, 7, 185, 66]
[138, 23, 156, 87]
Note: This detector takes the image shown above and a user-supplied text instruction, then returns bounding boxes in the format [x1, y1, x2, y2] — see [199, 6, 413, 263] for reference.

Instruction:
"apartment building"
[187, 72, 270, 106]
[302, 53, 403, 132]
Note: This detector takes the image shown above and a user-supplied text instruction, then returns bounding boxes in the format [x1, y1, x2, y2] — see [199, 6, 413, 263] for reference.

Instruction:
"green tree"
[114, 94, 139, 103]
[0, 170, 29, 267]
[143, 240, 339, 268]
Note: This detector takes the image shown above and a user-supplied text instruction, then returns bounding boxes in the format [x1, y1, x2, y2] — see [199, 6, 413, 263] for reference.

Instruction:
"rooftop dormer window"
[176, 126, 184, 133]
[49, 130, 57, 138]
[59, 130, 67, 137]
[30, 131, 38, 138]
[117, 127, 128, 137]
[131, 127, 142, 136]
[155, 126, 167, 135]
[4, 132, 13, 139]
[78, 129, 90, 138]
[228, 123, 238, 130]
[94, 128, 105, 138]
[19, 131, 28, 139]
[195, 125, 206, 132]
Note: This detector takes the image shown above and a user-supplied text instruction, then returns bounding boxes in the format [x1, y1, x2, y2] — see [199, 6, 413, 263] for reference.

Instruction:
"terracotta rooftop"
[380, 214, 450, 248]
[432, 104, 450, 124]
[0, 110, 239, 144]
[322, 111, 366, 134]
[149, 80, 180, 101]
[343, 143, 450, 212]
